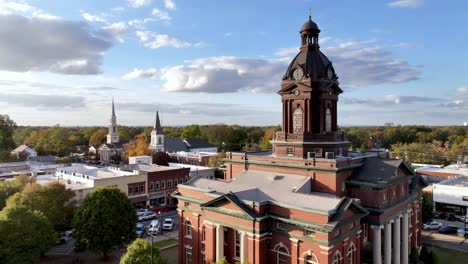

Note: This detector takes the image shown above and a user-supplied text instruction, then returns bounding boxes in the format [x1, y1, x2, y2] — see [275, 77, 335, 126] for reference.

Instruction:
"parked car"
[423, 222, 442, 230]
[153, 204, 177, 214]
[136, 208, 150, 216]
[454, 215, 468, 223]
[147, 220, 160, 235]
[446, 214, 456, 221]
[162, 217, 174, 231]
[438, 225, 459, 234]
[457, 227, 468, 237]
[138, 211, 157, 221]
[136, 223, 145, 238]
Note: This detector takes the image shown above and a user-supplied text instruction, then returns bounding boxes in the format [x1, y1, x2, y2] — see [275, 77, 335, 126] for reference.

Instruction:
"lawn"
[160, 245, 178, 264]
[428, 246, 468, 264]
[154, 238, 178, 248]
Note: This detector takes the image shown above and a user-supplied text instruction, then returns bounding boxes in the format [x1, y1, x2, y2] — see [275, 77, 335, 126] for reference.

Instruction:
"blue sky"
[0, 0, 467, 127]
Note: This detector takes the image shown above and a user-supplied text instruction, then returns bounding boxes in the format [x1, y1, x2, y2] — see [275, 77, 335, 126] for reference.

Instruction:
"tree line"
[1, 114, 467, 165]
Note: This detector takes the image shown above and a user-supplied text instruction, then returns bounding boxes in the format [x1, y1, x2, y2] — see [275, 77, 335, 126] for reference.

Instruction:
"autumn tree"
[120, 238, 167, 264]
[89, 128, 108, 146]
[0, 205, 56, 264]
[0, 174, 34, 210]
[7, 182, 76, 230]
[125, 132, 150, 157]
[73, 187, 137, 257]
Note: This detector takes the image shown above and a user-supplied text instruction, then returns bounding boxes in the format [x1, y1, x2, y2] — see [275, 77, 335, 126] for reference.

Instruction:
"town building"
[174, 14, 427, 264]
[147, 109, 218, 166]
[93, 99, 127, 164]
[168, 162, 215, 179]
[10, 145, 37, 159]
[433, 176, 468, 217]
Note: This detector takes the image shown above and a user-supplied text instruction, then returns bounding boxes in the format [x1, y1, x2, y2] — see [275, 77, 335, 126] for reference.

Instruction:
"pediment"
[278, 82, 312, 94]
[201, 192, 257, 220]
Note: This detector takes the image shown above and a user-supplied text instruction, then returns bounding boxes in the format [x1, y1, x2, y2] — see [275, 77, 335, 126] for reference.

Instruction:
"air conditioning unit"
[307, 152, 316, 159]
[325, 152, 335, 159]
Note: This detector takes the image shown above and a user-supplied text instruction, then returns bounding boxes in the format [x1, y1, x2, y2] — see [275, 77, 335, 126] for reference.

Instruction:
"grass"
[428, 246, 468, 264]
[153, 238, 178, 248]
[160, 245, 178, 264]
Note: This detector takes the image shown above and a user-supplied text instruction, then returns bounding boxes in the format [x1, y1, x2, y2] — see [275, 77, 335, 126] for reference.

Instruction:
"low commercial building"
[168, 162, 215, 179]
[433, 176, 468, 217]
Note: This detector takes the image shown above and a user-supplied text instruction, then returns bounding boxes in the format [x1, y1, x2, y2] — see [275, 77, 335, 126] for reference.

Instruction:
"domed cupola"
[283, 12, 337, 83]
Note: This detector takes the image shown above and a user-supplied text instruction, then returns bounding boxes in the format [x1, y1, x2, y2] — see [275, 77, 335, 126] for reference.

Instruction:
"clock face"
[294, 90, 300, 96]
[327, 67, 334, 80]
[292, 68, 304, 80]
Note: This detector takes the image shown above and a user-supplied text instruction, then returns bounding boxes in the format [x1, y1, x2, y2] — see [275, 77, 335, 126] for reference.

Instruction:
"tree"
[208, 152, 225, 168]
[7, 182, 76, 231]
[419, 245, 435, 264]
[73, 187, 137, 257]
[181, 124, 202, 139]
[0, 114, 16, 150]
[153, 152, 171, 166]
[89, 128, 108, 146]
[259, 127, 279, 150]
[0, 205, 56, 264]
[125, 132, 150, 157]
[120, 238, 167, 264]
[213, 257, 229, 264]
[422, 192, 434, 223]
[0, 174, 34, 210]
[409, 247, 419, 264]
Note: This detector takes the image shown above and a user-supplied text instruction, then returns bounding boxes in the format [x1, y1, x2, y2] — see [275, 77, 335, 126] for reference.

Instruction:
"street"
[422, 217, 468, 253]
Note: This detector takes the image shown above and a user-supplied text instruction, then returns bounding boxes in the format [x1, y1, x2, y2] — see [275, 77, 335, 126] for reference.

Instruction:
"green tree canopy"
[0, 114, 16, 150]
[73, 187, 137, 256]
[181, 124, 202, 139]
[7, 182, 76, 230]
[422, 192, 434, 223]
[0, 205, 56, 264]
[88, 128, 108, 146]
[0, 174, 34, 210]
[120, 238, 167, 264]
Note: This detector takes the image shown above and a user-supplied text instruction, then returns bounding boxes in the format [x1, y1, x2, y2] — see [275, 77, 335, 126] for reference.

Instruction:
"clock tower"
[271, 14, 350, 159]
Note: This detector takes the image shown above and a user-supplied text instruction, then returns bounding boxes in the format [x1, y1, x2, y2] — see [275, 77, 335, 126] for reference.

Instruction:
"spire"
[111, 97, 116, 117]
[155, 110, 163, 134]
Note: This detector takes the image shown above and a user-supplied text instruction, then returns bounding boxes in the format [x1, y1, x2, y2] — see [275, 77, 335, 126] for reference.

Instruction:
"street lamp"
[159, 211, 163, 236]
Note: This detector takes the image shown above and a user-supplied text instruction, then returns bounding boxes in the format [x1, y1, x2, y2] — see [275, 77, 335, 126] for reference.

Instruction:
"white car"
[422, 222, 442, 230]
[457, 227, 468, 237]
[147, 220, 160, 235]
[162, 217, 174, 231]
[138, 211, 156, 221]
[136, 208, 150, 216]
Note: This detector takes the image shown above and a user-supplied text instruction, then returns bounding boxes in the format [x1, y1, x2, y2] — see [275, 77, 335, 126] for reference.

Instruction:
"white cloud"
[388, 0, 424, 8]
[151, 8, 171, 21]
[128, 0, 152, 8]
[163, 0, 176, 10]
[0, 14, 112, 75]
[122, 68, 158, 80]
[81, 11, 106, 23]
[136, 31, 192, 49]
[0, 92, 86, 109]
[275, 47, 298, 56]
[457, 87, 468, 93]
[160, 56, 288, 93]
[0, 0, 59, 19]
[98, 22, 129, 42]
[128, 18, 154, 28]
[342, 95, 439, 105]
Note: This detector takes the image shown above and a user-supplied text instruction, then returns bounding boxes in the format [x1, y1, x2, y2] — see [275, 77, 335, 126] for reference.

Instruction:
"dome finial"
[308, 8, 312, 20]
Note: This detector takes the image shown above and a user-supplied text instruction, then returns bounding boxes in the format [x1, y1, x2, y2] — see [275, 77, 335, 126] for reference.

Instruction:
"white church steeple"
[149, 110, 164, 152]
[107, 98, 119, 144]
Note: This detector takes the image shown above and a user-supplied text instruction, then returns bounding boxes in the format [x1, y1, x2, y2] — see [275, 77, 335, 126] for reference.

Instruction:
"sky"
[0, 0, 467, 127]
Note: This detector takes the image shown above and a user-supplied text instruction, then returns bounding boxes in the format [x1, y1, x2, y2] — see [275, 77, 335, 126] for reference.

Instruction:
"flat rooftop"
[57, 164, 138, 179]
[36, 174, 93, 191]
[182, 170, 343, 214]
[416, 165, 468, 177]
[435, 176, 468, 188]
[135, 164, 177, 172]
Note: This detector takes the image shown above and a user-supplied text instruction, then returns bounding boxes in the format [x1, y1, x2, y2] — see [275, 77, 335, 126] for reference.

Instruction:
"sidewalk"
[422, 230, 468, 253]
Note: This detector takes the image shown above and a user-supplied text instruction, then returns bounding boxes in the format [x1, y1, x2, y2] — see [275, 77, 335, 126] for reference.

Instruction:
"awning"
[130, 195, 147, 203]
[148, 192, 166, 200]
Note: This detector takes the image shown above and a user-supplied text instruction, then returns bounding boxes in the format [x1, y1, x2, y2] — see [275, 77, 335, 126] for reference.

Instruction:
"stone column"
[393, 216, 401, 264]
[372, 225, 383, 264]
[216, 224, 224, 261]
[402, 211, 409, 264]
[384, 221, 393, 264]
[240, 231, 246, 264]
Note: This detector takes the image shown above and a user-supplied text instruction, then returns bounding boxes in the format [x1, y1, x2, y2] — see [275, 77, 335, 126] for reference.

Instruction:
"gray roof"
[184, 138, 217, 150]
[164, 137, 189, 153]
[183, 170, 343, 214]
[349, 158, 411, 183]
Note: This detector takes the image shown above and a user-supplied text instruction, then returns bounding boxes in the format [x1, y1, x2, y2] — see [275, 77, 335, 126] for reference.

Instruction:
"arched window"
[347, 243, 356, 264]
[185, 220, 192, 237]
[304, 253, 319, 264]
[325, 107, 332, 132]
[274, 243, 290, 264]
[293, 107, 303, 133]
[158, 136, 162, 144]
[332, 250, 342, 264]
[201, 225, 206, 242]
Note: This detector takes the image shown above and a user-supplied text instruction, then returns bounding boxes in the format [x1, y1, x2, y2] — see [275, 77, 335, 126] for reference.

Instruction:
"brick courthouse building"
[174, 14, 427, 264]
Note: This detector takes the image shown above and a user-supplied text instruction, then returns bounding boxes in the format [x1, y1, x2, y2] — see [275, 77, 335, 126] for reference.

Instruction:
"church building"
[96, 99, 127, 164]
[174, 14, 427, 264]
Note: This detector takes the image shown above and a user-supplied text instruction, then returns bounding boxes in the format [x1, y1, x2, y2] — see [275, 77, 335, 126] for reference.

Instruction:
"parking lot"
[422, 217, 468, 253]
[46, 210, 179, 256]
